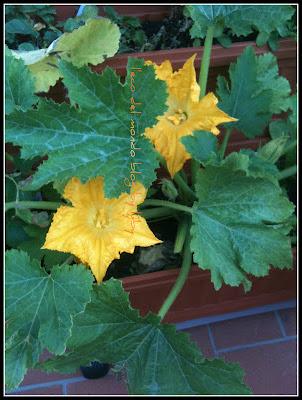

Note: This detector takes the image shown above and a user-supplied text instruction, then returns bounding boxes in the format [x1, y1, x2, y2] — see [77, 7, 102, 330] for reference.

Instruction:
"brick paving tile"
[184, 325, 214, 357]
[22, 369, 82, 386]
[210, 312, 282, 349]
[278, 308, 297, 336]
[67, 371, 127, 395]
[21, 350, 82, 385]
[8, 385, 63, 395]
[221, 340, 297, 395]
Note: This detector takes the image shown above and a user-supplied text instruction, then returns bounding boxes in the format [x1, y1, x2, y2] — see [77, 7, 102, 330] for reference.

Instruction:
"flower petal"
[64, 176, 105, 208]
[167, 54, 200, 106]
[43, 177, 161, 282]
[188, 92, 237, 135]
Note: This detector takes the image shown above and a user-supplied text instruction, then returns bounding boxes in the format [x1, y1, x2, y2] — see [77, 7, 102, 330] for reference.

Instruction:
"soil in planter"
[107, 5, 296, 54]
[104, 215, 182, 280]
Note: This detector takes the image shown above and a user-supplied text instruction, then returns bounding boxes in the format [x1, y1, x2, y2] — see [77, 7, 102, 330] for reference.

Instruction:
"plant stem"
[174, 216, 189, 254]
[278, 165, 297, 181]
[282, 140, 297, 156]
[291, 235, 297, 245]
[199, 24, 215, 98]
[5, 201, 62, 212]
[139, 207, 175, 220]
[174, 172, 197, 202]
[157, 153, 195, 202]
[64, 255, 74, 265]
[191, 24, 215, 184]
[219, 128, 232, 159]
[158, 230, 192, 320]
[142, 199, 192, 214]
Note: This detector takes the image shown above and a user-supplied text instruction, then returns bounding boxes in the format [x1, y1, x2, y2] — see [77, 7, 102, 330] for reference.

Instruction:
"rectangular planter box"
[53, 5, 170, 21]
[122, 248, 296, 323]
[95, 38, 297, 90]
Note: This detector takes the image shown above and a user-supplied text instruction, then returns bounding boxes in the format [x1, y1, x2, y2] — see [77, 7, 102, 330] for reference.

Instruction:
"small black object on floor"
[80, 362, 110, 379]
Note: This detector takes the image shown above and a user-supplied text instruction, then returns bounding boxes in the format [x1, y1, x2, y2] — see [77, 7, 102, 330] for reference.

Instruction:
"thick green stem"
[219, 128, 232, 159]
[5, 201, 62, 212]
[174, 216, 189, 254]
[199, 24, 215, 98]
[174, 173, 197, 202]
[278, 165, 297, 181]
[142, 199, 192, 214]
[64, 255, 74, 265]
[158, 230, 192, 320]
[157, 153, 195, 202]
[282, 140, 297, 156]
[139, 207, 174, 220]
[192, 24, 215, 184]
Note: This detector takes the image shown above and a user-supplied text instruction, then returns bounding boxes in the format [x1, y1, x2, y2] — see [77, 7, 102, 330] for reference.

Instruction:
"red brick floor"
[7, 306, 297, 396]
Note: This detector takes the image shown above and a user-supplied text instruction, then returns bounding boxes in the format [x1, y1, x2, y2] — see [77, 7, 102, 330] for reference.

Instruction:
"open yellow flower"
[145, 55, 237, 177]
[42, 177, 161, 282]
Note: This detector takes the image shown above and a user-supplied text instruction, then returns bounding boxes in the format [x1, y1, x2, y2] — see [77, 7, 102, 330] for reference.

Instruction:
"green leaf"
[10, 18, 121, 92]
[216, 46, 272, 138]
[234, 150, 280, 185]
[185, 5, 240, 39]
[257, 137, 289, 164]
[18, 225, 71, 268]
[5, 250, 93, 389]
[255, 53, 291, 114]
[5, 216, 30, 248]
[18, 42, 36, 51]
[181, 131, 218, 164]
[39, 279, 251, 395]
[5, 18, 36, 35]
[5, 47, 37, 114]
[5, 330, 42, 391]
[190, 159, 294, 291]
[81, 5, 99, 19]
[55, 18, 120, 68]
[186, 5, 294, 47]
[225, 6, 295, 43]
[269, 119, 291, 139]
[6, 59, 168, 198]
[217, 34, 232, 48]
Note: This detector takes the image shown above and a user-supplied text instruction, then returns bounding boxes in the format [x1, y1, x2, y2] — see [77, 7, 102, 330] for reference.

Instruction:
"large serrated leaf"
[185, 5, 241, 39]
[225, 5, 295, 40]
[5, 249, 93, 390]
[255, 53, 291, 114]
[190, 159, 294, 291]
[5, 47, 37, 114]
[10, 18, 120, 92]
[6, 58, 168, 198]
[216, 46, 273, 138]
[181, 131, 218, 164]
[39, 279, 251, 395]
[186, 5, 295, 48]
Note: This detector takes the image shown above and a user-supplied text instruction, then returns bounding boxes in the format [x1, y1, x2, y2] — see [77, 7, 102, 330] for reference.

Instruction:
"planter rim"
[95, 38, 297, 75]
[121, 246, 297, 289]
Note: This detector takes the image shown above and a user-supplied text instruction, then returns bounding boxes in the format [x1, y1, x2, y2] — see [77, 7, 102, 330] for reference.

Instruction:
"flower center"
[167, 109, 188, 126]
[93, 208, 109, 229]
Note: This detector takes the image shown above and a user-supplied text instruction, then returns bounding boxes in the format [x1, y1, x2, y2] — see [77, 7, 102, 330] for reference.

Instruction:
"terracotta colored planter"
[95, 38, 297, 90]
[53, 5, 170, 22]
[122, 248, 297, 324]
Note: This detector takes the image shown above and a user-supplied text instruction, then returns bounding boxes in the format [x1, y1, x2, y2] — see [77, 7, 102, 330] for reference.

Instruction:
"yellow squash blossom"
[145, 55, 236, 177]
[43, 177, 161, 282]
